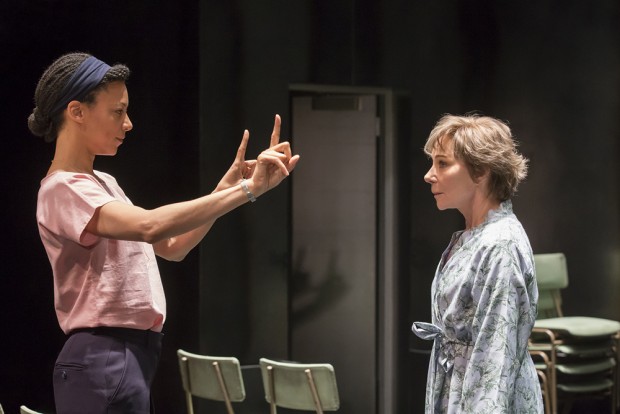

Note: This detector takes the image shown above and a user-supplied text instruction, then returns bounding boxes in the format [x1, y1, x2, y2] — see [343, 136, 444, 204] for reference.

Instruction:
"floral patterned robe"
[413, 201, 543, 413]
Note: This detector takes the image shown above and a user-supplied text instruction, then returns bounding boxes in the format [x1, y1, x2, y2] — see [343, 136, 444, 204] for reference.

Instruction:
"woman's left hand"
[214, 129, 257, 192]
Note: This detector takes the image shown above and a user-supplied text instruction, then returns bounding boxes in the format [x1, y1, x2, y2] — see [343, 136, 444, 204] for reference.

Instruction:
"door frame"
[289, 84, 400, 414]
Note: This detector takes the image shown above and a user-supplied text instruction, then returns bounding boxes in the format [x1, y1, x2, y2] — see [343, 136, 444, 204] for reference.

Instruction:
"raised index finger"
[270, 114, 281, 148]
[236, 129, 250, 161]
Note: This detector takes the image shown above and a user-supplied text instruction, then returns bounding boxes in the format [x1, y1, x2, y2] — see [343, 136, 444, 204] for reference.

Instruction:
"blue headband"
[51, 56, 111, 116]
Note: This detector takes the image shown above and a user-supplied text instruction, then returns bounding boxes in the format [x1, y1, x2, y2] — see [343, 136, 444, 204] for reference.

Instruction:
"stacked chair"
[529, 252, 620, 414]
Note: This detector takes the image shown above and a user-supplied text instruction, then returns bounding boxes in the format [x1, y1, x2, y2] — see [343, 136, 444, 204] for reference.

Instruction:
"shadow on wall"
[291, 248, 349, 327]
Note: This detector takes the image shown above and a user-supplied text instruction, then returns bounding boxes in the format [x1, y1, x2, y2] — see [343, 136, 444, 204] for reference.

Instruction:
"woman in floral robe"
[413, 114, 543, 413]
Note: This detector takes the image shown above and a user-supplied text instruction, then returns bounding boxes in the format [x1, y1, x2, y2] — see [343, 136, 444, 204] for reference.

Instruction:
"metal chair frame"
[531, 350, 552, 414]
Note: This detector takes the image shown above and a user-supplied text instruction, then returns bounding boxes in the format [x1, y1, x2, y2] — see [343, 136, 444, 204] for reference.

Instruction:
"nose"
[123, 113, 133, 132]
[424, 166, 435, 184]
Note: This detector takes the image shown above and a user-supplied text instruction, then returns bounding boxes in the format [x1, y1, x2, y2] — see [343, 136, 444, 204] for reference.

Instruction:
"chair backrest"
[259, 357, 340, 413]
[20, 406, 42, 414]
[534, 253, 569, 318]
[177, 349, 246, 414]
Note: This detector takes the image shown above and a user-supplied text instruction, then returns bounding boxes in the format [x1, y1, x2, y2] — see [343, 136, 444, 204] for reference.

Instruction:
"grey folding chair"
[177, 349, 246, 414]
[259, 357, 340, 413]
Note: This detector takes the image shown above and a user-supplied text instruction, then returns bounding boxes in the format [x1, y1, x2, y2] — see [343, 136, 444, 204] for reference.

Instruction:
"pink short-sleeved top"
[36, 170, 166, 334]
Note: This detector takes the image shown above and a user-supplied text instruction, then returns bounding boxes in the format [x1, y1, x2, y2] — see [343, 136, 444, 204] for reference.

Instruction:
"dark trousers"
[53, 327, 163, 414]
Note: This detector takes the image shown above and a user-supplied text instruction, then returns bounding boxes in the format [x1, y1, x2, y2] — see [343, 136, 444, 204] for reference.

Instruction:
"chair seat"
[556, 342, 615, 359]
[556, 357, 616, 376]
[534, 362, 551, 374]
[557, 378, 614, 394]
[534, 316, 620, 337]
[530, 341, 614, 359]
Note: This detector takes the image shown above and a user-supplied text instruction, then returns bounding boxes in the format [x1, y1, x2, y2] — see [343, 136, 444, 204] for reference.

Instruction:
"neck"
[47, 131, 95, 176]
[49, 158, 94, 175]
[461, 195, 501, 230]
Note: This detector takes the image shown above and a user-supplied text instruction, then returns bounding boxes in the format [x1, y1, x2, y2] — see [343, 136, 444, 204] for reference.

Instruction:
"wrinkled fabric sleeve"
[38, 174, 117, 246]
[461, 243, 535, 412]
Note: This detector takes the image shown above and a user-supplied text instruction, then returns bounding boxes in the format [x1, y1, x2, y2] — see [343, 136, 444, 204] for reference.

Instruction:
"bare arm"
[86, 183, 247, 260]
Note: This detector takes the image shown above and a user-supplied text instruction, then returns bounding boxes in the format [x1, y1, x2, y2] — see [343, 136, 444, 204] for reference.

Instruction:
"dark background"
[1, 1, 619, 413]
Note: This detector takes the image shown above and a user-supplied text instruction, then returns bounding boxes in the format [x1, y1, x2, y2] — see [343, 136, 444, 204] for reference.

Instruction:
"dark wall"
[1, 1, 619, 413]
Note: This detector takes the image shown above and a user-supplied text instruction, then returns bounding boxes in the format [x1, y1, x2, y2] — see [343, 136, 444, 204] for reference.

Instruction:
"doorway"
[289, 85, 404, 414]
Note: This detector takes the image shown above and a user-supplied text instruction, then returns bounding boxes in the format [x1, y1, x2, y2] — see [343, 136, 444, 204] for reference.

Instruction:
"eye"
[438, 160, 448, 168]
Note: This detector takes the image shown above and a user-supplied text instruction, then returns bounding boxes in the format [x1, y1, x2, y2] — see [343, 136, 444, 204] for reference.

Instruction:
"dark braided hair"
[28, 52, 131, 143]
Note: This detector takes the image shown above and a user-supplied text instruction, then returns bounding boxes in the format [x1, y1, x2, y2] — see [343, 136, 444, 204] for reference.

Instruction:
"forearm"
[153, 177, 224, 260]
[92, 182, 252, 244]
[153, 220, 216, 261]
[143, 183, 250, 242]
[153, 180, 260, 261]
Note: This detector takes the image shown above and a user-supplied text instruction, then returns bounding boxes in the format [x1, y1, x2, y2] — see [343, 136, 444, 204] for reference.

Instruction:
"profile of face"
[424, 137, 478, 212]
[77, 81, 133, 156]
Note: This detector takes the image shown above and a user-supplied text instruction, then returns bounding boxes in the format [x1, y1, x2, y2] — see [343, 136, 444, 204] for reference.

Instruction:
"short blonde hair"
[424, 114, 528, 201]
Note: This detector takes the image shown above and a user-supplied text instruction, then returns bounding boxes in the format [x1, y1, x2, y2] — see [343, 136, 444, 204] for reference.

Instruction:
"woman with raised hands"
[29, 52, 299, 414]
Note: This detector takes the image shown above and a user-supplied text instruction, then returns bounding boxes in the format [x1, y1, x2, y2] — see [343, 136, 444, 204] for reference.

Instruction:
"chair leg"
[180, 357, 195, 414]
[613, 361, 618, 414]
[212, 361, 235, 414]
[537, 370, 551, 414]
[614, 333, 620, 411]
[267, 365, 277, 414]
[549, 352, 558, 414]
[184, 391, 194, 414]
[305, 369, 324, 414]
[530, 349, 555, 414]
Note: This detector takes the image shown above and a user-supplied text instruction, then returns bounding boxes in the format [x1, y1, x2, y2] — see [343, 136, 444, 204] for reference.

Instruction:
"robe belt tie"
[412, 321, 471, 373]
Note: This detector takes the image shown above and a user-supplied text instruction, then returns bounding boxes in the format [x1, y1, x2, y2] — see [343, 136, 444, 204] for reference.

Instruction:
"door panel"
[291, 94, 377, 414]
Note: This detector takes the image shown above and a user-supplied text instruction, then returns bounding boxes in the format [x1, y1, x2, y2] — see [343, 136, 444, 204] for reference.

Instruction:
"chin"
[435, 202, 452, 211]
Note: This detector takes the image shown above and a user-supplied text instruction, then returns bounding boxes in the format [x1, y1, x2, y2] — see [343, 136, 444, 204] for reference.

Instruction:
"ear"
[66, 101, 84, 123]
[473, 167, 490, 185]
